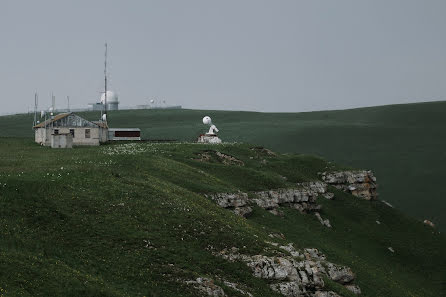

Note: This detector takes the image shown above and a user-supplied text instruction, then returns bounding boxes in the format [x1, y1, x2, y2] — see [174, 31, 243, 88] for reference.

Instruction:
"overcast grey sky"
[1, 0, 445, 114]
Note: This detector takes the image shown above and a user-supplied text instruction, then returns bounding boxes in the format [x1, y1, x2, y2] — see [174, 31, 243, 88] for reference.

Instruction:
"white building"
[33, 113, 108, 146]
[88, 91, 119, 111]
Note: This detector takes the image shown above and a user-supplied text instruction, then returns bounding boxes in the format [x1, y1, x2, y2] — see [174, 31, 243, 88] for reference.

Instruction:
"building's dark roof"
[33, 112, 106, 129]
[108, 128, 140, 131]
[33, 113, 71, 128]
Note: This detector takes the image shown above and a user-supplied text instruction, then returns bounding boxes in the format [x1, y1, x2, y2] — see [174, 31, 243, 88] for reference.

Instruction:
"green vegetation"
[3, 101, 446, 230]
[0, 138, 444, 296]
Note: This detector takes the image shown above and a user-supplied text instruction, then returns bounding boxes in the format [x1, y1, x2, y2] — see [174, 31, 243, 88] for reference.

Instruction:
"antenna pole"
[67, 96, 70, 112]
[52, 92, 55, 114]
[104, 42, 108, 121]
[33, 92, 38, 127]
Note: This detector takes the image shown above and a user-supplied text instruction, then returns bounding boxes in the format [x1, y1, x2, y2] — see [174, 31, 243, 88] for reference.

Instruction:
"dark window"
[114, 131, 140, 137]
[54, 129, 59, 135]
[70, 129, 75, 137]
[85, 129, 91, 138]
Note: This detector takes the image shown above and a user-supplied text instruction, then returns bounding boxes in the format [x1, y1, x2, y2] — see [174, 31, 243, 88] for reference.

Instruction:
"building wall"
[35, 128, 52, 146]
[51, 134, 73, 148]
[35, 127, 102, 146]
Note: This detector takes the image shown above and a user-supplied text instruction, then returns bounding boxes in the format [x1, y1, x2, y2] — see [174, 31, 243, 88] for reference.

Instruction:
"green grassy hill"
[0, 138, 444, 296]
[3, 101, 445, 231]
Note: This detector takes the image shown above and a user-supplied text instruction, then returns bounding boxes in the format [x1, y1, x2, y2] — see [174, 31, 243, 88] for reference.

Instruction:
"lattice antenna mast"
[104, 42, 108, 121]
[33, 92, 38, 127]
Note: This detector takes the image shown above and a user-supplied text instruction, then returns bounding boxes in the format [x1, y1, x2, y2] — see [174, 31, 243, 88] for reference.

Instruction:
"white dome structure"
[203, 116, 212, 125]
[100, 91, 119, 110]
[100, 91, 118, 103]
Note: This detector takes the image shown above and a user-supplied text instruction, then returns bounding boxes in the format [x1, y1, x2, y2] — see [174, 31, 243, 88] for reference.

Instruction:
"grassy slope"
[0, 139, 445, 297]
[3, 101, 446, 230]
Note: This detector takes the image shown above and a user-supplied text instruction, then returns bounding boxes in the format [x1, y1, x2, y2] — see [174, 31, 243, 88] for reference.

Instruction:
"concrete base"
[197, 134, 222, 144]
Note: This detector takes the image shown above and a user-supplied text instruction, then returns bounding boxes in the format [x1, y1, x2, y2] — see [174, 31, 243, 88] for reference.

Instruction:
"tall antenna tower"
[104, 42, 108, 121]
[33, 92, 38, 127]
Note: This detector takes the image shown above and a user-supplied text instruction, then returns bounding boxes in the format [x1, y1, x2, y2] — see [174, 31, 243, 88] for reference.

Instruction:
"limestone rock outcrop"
[217, 243, 359, 297]
[208, 181, 331, 217]
[423, 219, 435, 228]
[345, 285, 362, 295]
[315, 212, 331, 228]
[320, 171, 377, 200]
[326, 263, 355, 284]
[208, 192, 253, 217]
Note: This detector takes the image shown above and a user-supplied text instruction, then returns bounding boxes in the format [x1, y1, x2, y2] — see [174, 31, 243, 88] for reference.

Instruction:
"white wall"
[35, 127, 101, 146]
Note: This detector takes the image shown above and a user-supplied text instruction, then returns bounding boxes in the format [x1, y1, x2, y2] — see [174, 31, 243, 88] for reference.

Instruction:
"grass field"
[2, 101, 445, 231]
[0, 138, 444, 296]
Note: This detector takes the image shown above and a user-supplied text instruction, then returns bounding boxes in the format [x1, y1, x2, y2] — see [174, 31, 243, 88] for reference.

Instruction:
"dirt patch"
[195, 150, 245, 166]
[250, 146, 276, 157]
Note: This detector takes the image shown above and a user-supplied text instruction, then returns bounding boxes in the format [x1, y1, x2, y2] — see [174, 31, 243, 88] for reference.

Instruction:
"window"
[85, 129, 90, 138]
[54, 129, 59, 135]
[70, 129, 75, 137]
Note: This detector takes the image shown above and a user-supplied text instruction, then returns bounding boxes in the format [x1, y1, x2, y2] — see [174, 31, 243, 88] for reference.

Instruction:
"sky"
[1, 0, 445, 114]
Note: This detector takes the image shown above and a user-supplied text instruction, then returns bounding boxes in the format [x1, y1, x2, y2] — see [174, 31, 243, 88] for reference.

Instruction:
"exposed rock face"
[270, 282, 303, 296]
[326, 263, 355, 284]
[423, 219, 435, 227]
[208, 181, 331, 217]
[186, 277, 226, 296]
[207, 192, 252, 217]
[252, 182, 328, 213]
[314, 291, 341, 297]
[320, 171, 377, 200]
[217, 244, 359, 297]
[382, 200, 393, 208]
[345, 284, 362, 295]
[315, 212, 332, 228]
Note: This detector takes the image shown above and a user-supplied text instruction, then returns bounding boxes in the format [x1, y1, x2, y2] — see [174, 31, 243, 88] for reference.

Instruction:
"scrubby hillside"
[3, 101, 446, 231]
[0, 139, 444, 296]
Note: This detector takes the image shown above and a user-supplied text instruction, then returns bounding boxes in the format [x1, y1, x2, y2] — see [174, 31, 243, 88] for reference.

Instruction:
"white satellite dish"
[150, 99, 155, 104]
[102, 114, 107, 121]
[197, 115, 222, 144]
[203, 116, 212, 125]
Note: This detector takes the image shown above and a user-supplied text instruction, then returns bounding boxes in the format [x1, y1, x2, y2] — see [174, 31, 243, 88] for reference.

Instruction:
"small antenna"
[67, 96, 70, 112]
[52, 92, 55, 113]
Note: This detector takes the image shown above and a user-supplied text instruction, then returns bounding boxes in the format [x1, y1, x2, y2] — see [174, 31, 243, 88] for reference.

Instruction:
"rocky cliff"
[201, 170, 378, 296]
[207, 181, 330, 218]
[191, 241, 361, 297]
[320, 170, 377, 200]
